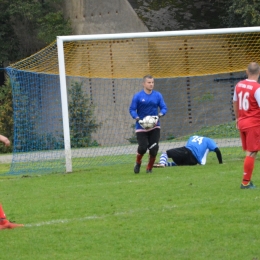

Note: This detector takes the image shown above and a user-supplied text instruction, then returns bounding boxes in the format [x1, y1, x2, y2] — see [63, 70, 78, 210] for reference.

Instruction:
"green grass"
[0, 150, 260, 259]
[169, 121, 239, 141]
[5, 147, 245, 176]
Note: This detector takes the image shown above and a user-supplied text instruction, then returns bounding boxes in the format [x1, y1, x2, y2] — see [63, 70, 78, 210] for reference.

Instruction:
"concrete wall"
[63, 0, 148, 34]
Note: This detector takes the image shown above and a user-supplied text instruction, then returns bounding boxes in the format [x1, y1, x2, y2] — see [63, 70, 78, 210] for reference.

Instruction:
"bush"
[68, 81, 101, 148]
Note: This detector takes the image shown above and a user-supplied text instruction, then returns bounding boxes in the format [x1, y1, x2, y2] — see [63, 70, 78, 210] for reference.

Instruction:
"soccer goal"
[6, 26, 260, 175]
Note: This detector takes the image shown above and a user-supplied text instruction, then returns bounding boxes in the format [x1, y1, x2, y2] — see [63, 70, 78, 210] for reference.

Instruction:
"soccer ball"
[141, 116, 157, 129]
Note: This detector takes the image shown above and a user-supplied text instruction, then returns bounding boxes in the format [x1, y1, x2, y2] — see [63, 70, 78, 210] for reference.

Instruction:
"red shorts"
[240, 126, 260, 151]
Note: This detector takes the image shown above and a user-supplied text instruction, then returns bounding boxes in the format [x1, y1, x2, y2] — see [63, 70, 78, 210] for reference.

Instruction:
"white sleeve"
[255, 88, 260, 107]
[233, 86, 237, 101]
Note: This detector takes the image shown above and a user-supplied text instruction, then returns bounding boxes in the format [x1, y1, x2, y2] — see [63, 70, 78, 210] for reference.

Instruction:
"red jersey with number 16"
[233, 79, 260, 130]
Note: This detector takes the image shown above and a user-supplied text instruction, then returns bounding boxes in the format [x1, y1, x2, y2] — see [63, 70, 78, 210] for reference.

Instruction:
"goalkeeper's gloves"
[135, 117, 145, 129]
[138, 120, 145, 129]
[158, 112, 164, 118]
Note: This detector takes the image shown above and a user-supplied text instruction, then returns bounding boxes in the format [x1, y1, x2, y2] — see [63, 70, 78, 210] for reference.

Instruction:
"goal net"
[6, 27, 260, 175]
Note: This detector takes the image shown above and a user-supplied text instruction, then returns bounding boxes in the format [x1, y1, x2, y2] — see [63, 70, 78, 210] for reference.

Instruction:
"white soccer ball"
[142, 116, 157, 129]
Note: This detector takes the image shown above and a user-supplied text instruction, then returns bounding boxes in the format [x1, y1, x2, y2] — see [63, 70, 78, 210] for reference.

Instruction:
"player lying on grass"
[153, 135, 223, 167]
[0, 134, 24, 230]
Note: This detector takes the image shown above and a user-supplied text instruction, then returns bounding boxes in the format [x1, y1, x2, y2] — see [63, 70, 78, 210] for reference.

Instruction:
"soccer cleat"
[153, 163, 165, 168]
[146, 169, 152, 173]
[0, 219, 24, 230]
[134, 163, 141, 174]
[240, 181, 256, 189]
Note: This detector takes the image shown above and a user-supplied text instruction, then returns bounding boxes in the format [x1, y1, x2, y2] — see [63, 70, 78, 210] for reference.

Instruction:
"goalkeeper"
[154, 135, 223, 167]
[129, 75, 167, 174]
[0, 134, 24, 230]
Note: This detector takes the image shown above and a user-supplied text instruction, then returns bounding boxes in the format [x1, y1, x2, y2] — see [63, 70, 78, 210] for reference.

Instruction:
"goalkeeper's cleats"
[153, 163, 165, 168]
[146, 169, 152, 173]
[240, 181, 256, 189]
[134, 163, 141, 174]
[0, 219, 24, 230]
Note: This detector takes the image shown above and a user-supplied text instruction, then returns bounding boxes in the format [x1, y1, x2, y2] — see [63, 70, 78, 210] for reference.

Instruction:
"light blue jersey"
[129, 90, 167, 131]
[185, 136, 218, 165]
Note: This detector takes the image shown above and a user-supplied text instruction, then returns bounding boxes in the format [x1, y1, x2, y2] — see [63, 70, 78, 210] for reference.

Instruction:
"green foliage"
[1, 153, 260, 259]
[0, 77, 13, 153]
[166, 134, 175, 140]
[68, 81, 101, 148]
[194, 92, 214, 103]
[1, 0, 71, 62]
[37, 11, 71, 44]
[8, 0, 71, 41]
[173, 121, 239, 141]
[8, 0, 42, 23]
[126, 124, 138, 144]
[0, 0, 19, 63]
[223, 0, 260, 27]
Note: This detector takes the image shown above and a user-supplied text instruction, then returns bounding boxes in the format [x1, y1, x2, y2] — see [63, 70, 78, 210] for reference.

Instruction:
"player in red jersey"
[0, 134, 24, 229]
[233, 62, 260, 189]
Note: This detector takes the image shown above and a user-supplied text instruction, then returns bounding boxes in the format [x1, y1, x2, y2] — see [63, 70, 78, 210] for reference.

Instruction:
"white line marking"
[24, 206, 177, 227]
[25, 215, 102, 227]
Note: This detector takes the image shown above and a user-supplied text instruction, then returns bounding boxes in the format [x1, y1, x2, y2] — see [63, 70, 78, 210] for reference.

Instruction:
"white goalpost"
[57, 26, 260, 173]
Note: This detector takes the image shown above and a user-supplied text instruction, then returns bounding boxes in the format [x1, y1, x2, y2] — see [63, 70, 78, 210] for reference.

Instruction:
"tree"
[68, 81, 101, 148]
[222, 0, 260, 27]
[0, 77, 13, 153]
[0, 0, 19, 65]
[0, 0, 71, 63]
[0, 0, 72, 153]
[37, 11, 71, 44]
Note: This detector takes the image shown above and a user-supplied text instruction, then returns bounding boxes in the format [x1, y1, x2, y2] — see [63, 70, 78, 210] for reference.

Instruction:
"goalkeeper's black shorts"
[166, 147, 198, 166]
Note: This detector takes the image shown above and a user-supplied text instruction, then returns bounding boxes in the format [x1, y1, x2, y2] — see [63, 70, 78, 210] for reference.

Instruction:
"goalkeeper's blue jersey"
[185, 136, 218, 165]
[129, 90, 167, 131]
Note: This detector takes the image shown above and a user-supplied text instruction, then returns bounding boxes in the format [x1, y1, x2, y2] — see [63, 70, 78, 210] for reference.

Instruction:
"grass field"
[0, 150, 260, 260]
